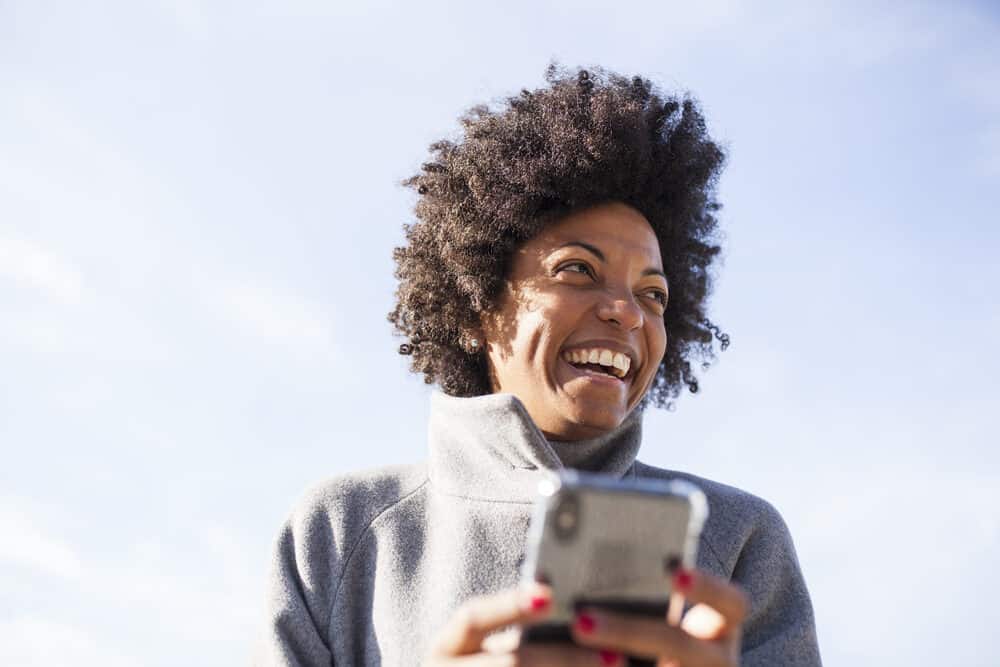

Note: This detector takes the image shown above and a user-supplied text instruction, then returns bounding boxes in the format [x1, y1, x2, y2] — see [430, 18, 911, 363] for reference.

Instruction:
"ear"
[461, 328, 485, 355]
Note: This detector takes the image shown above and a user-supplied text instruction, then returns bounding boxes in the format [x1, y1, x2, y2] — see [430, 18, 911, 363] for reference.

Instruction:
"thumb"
[680, 603, 726, 640]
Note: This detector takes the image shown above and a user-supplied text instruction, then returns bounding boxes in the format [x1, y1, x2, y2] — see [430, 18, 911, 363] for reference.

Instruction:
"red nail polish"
[599, 650, 620, 665]
[575, 613, 596, 634]
[530, 595, 549, 612]
[674, 569, 694, 591]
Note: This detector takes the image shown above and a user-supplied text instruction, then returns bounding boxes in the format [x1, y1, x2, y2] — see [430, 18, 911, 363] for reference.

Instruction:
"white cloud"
[0, 310, 70, 352]
[0, 500, 259, 661]
[73, 525, 261, 649]
[211, 280, 338, 360]
[0, 616, 136, 667]
[0, 238, 84, 305]
[0, 89, 159, 238]
[0, 505, 82, 580]
[0, 287, 175, 364]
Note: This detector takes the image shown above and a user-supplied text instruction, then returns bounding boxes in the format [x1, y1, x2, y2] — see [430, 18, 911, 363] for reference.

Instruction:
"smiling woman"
[479, 203, 669, 440]
[255, 65, 821, 666]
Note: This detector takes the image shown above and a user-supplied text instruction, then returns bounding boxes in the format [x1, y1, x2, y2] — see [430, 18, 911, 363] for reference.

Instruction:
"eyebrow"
[556, 241, 668, 282]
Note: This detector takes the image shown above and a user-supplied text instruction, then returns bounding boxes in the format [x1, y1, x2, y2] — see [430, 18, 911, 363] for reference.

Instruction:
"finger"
[672, 569, 749, 629]
[481, 628, 520, 654]
[680, 603, 726, 640]
[430, 584, 552, 656]
[570, 609, 728, 666]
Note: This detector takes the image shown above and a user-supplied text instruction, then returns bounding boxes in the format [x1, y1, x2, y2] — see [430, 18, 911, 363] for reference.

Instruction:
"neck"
[426, 392, 644, 503]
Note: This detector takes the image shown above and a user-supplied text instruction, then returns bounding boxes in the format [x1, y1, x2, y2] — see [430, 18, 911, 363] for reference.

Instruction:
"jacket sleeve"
[732, 502, 822, 666]
[254, 501, 338, 666]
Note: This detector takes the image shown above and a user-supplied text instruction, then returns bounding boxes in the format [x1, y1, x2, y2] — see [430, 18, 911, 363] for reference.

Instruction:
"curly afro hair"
[389, 63, 729, 408]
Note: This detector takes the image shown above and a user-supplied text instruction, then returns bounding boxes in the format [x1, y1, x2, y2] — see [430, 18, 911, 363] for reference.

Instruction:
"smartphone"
[519, 470, 708, 662]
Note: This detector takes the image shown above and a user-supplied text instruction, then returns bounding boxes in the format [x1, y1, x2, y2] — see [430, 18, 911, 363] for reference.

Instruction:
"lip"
[560, 356, 630, 388]
[560, 338, 641, 381]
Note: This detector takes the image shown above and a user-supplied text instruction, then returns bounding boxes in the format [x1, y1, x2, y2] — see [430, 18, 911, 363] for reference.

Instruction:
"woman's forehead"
[528, 203, 662, 263]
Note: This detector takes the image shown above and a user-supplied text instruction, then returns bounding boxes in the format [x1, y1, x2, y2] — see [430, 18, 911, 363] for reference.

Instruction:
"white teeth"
[612, 352, 629, 375]
[563, 347, 634, 379]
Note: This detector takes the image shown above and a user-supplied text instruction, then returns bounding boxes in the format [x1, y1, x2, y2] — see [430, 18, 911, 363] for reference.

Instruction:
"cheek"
[507, 302, 580, 378]
[526, 291, 580, 336]
[490, 305, 554, 370]
[492, 288, 593, 374]
[647, 324, 668, 375]
[539, 289, 592, 323]
[518, 312, 559, 364]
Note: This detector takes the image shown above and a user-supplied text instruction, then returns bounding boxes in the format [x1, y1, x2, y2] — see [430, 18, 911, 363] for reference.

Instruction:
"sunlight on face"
[480, 201, 669, 440]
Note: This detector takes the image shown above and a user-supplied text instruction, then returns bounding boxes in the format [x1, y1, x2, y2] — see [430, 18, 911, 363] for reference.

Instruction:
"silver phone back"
[521, 470, 708, 624]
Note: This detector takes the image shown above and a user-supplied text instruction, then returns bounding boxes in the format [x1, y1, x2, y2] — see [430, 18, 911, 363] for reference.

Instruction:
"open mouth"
[560, 348, 634, 381]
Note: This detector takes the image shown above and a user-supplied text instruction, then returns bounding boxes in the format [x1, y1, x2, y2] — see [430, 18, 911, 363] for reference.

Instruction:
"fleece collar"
[426, 392, 643, 503]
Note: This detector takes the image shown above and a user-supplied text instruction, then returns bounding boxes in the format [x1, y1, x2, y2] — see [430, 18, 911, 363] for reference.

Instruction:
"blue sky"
[1, 1, 998, 665]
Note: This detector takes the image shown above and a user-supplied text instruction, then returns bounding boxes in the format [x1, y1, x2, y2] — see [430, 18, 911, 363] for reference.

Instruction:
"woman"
[256, 65, 821, 666]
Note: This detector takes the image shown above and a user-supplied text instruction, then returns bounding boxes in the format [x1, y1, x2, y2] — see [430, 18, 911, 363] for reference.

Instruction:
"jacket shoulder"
[255, 464, 429, 665]
[632, 461, 790, 574]
[633, 461, 821, 665]
[290, 462, 430, 557]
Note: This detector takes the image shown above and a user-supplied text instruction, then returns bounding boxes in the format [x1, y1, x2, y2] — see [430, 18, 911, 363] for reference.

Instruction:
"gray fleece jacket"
[255, 392, 821, 666]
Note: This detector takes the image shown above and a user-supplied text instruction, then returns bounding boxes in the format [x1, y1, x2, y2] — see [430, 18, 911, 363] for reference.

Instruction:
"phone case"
[519, 470, 708, 663]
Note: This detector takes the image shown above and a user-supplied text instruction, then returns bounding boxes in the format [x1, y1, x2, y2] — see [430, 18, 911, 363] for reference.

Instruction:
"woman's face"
[480, 201, 669, 441]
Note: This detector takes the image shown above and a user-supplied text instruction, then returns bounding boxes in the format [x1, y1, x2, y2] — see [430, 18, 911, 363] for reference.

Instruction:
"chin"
[557, 400, 627, 439]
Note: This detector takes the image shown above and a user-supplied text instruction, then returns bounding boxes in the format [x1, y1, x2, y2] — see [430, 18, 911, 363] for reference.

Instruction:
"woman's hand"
[570, 569, 748, 667]
[425, 583, 625, 666]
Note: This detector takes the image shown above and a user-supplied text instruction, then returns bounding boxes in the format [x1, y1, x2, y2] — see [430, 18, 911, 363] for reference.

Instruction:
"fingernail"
[599, 649, 621, 666]
[673, 568, 694, 591]
[574, 612, 597, 634]
[529, 595, 549, 612]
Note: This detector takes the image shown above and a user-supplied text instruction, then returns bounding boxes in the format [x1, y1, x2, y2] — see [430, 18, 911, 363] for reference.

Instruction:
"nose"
[596, 290, 643, 331]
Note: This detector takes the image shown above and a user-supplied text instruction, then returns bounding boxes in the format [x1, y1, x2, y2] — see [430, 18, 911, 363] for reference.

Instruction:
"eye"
[556, 261, 595, 278]
[644, 289, 668, 308]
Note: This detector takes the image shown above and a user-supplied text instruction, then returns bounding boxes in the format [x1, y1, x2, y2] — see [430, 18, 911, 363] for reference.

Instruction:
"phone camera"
[552, 492, 579, 542]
